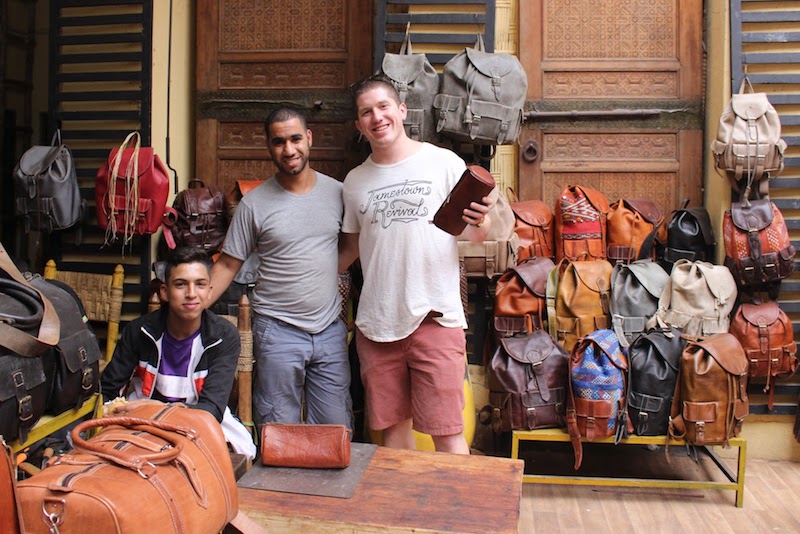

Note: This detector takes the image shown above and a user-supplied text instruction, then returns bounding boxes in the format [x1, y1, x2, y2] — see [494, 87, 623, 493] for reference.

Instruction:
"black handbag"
[488, 329, 569, 431]
[627, 328, 685, 436]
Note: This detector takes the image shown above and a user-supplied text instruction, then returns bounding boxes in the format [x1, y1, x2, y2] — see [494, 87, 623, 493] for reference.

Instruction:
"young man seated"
[101, 246, 255, 460]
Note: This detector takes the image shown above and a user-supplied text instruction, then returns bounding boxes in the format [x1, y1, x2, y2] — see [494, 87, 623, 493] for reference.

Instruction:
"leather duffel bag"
[17, 403, 239, 533]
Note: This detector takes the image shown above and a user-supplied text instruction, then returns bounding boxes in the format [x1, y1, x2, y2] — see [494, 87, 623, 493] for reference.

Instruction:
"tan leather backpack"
[648, 259, 737, 338]
[606, 198, 663, 264]
[547, 259, 612, 353]
[494, 256, 555, 335]
[669, 333, 749, 447]
[729, 301, 797, 409]
[507, 188, 554, 262]
[555, 185, 610, 262]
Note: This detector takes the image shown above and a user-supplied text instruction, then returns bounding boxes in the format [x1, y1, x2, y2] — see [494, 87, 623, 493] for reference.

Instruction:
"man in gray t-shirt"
[208, 108, 352, 429]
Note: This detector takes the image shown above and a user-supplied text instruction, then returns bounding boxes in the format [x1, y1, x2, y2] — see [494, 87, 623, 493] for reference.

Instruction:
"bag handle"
[0, 241, 60, 355]
[505, 186, 520, 204]
[400, 21, 413, 55]
[475, 33, 486, 52]
[71, 416, 191, 471]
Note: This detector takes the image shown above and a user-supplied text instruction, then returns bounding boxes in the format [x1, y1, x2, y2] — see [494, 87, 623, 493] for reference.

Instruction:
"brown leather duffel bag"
[17, 403, 239, 533]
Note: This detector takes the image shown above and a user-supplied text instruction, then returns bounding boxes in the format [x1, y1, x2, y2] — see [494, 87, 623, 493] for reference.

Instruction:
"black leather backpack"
[627, 328, 685, 436]
[660, 200, 715, 273]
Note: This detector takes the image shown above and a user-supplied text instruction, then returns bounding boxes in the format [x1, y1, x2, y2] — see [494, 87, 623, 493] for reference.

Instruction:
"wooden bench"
[511, 428, 747, 507]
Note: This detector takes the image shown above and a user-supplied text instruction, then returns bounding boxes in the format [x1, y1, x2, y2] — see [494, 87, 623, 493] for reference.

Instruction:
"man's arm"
[207, 252, 245, 306]
[460, 195, 495, 243]
[338, 232, 360, 273]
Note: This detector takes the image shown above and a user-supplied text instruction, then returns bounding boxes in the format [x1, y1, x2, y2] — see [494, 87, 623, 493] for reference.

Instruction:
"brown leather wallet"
[433, 165, 496, 236]
[261, 423, 351, 469]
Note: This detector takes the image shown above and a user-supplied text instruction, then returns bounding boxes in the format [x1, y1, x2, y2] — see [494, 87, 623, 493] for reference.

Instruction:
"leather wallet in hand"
[433, 164, 496, 236]
[261, 423, 351, 469]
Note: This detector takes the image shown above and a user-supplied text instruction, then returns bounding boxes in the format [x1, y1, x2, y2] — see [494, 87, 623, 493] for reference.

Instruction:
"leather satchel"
[729, 301, 797, 409]
[555, 185, 610, 262]
[170, 178, 229, 252]
[17, 403, 239, 533]
[493, 256, 555, 335]
[261, 423, 351, 469]
[507, 187, 554, 262]
[488, 329, 569, 432]
[669, 333, 749, 447]
[433, 165, 496, 236]
[606, 198, 663, 263]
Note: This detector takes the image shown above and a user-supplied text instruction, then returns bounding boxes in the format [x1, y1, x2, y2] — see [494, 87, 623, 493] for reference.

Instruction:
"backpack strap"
[546, 260, 563, 340]
[566, 339, 584, 470]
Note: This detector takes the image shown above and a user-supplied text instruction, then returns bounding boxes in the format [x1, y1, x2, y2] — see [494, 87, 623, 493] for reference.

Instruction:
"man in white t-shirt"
[339, 78, 494, 454]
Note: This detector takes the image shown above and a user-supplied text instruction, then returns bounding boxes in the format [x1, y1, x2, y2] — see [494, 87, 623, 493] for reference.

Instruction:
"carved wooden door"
[518, 0, 704, 213]
[196, 0, 373, 192]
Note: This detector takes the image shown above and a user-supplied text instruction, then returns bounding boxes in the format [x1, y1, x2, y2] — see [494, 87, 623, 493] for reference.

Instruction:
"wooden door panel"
[196, 0, 373, 189]
[519, 0, 703, 214]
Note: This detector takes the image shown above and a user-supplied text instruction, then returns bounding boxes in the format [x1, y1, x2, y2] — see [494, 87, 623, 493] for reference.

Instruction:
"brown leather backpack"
[171, 178, 229, 252]
[493, 256, 555, 336]
[606, 198, 663, 264]
[547, 259, 612, 353]
[669, 333, 749, 447]
[555, 185, 610, 262]
[723, 199, 795, 299]
[507, 188, 554, 262]
[729, 301, 797, 409]
[488, 329, 569, 432]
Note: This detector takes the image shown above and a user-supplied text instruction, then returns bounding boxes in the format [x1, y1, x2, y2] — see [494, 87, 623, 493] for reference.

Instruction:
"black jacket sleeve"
[190, 316, 240, 422]
[100, 317, 143, 401]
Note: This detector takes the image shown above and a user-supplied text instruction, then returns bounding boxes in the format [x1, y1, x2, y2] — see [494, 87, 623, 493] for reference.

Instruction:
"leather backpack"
[649, 259, 737, 338]
[457, 188, 519, 277]
[488, 329, 569, 432]
[669, 333, 749, 447]
[729, 301, 797, 409]
[555, 185, 610, 262]
[433, 34, 527, 145]
[723, 199, 795, 298]
[567, 329, 631, 469]
[547, 259, 612, 353]
[13, 130, 83, 234]
[507, 188, 554, 262]
[377, 28, 440, 143]
[627, 328, 685, 436]
[493, 256, 555, 336]
[661, 200, 715, 272]
[170, 179, 230, 252]
[96, 131, 171, 246]
[609, 260, 669, 347]
[711, 78, 786, 199]
[606, 198, 663, 264]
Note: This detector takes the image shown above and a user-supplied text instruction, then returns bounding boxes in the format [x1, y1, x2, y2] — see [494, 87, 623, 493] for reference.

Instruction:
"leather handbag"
[96, 131, 171, 246]
[488, 329, 569, 432]
[261, 423, 351, 469]
[433, 165, 496, 236]
[493, 256, 555, 335]
[669, 333, 749, 447]
[609, 260, 669, 347]
[554, 185, 610, 262]
[729, 301, 797, 409]
[17, 403, 239, 533]
[606, 198, 663, 263]
[723, 199, 795, 298]
[507, 187, 554, 262]
[170, 178, 230, 252]
[627, 328, 685, 436]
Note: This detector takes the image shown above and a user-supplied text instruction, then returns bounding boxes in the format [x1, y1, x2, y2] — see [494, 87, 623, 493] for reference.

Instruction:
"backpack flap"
[696, 334, 749, 378]
[108, 147, 155, 179]
[17, 146, 63, 179]
[611, 261, 668, 346]
[694, 262, 737, 332]
[511, 257, 555, 299]
[381, 53, 430, 88]
[730, 93, 770, 123]
[500, 332, 561, 402]
[624, 198, 662, 224]
[571, 262, 612, 315]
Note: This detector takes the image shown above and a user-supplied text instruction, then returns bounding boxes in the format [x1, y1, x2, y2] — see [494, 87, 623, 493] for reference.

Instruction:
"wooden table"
[237, 447, 524, 533]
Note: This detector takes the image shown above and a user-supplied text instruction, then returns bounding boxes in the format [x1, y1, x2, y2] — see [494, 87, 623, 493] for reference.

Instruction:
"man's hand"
[461, 194, 495, 243]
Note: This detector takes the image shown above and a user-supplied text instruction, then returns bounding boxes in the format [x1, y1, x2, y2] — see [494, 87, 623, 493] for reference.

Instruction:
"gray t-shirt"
[223, 172, 343, 333]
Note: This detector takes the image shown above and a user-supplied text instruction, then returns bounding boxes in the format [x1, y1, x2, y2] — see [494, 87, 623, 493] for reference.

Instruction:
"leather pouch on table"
[261, 423, 351, 469]
[433, 165, 496, 236]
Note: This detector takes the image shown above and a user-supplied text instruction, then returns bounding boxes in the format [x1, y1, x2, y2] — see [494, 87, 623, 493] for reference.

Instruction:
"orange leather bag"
[729, 301, 797, 409]
[1, 439, 23, 534]
[554, 185, 610, 262]
[261, 423, 351, 469]
[17, 403, 239, 533]
[507, 188, 554, 261]
[606, 198, 663, 263]
[669, 333, 749, 447]
[493, 256, 555, 335]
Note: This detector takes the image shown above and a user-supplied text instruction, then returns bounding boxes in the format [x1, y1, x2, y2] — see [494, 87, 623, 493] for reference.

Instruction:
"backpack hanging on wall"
[377, 24, 440, 143]
[433, 34, 527, 146]
[711, 77, 786, 201]
[13, 130, 83, 233]
[606, 198, 663, 264]
[170, 179, 229, 252]
[554, 185, 610, 262]
[660, 199, 715, 273]
[507, 188, 554, 262]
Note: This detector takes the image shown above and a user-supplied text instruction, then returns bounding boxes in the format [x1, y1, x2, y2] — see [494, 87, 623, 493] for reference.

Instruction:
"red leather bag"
[555, 185, 610, 262]
[96, 132, 171, 245]
[17, 403, 239, 533]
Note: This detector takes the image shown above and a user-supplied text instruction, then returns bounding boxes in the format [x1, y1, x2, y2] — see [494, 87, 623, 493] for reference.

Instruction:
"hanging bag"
[554, 185, 610, 262]
[507, 187, 554, 262]
[377, 24, 440, 143]
[170, 178, 230, 252]
[96, 132, 172, 246]
[13, 129, 83, 233]
[434, 34, 527, 145]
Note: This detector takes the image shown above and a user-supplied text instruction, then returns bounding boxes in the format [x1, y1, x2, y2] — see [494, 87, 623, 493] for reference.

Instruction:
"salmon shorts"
[356, 316, 466, 436]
